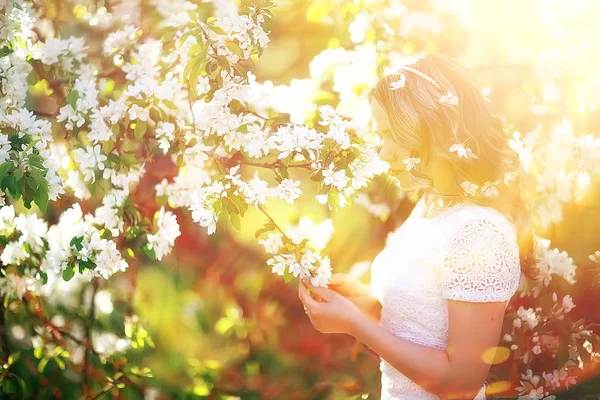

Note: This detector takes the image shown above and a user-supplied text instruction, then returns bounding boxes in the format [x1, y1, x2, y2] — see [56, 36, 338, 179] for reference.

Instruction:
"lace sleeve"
[441, 214, 521, 302]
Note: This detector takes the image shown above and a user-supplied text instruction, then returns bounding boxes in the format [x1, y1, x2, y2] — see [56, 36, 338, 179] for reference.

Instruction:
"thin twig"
[216, 156, 312, 170]
[83, 279, 99, 396]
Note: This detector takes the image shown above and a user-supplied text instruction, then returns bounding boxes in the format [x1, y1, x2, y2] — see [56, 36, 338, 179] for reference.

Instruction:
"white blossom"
[390, 74, 407, 90]
[439, 91, 459, 105]
[402, 157, 421, 171]
[481, 180, 501, 196]
[449, 142, 478, 159]
[323, 163, 350, 189]
[0, 133, 11, 163]
[146, 207, 181, 261]
[258, 232, 283, 255]
[155, 122, 176, 154]
[274, 179, 302, 204]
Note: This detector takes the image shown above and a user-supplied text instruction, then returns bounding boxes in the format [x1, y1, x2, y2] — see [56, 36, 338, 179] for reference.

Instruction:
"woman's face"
[369, 98, 421, 191]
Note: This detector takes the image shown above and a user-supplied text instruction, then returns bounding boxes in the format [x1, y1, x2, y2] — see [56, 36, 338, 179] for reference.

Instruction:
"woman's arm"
[348, 298, 508, 399]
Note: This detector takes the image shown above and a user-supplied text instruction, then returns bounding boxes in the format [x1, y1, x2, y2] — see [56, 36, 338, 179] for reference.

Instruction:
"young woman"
[298, 53, 537, 399]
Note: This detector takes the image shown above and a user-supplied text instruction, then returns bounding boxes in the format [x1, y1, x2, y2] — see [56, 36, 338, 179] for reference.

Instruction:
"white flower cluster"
[0, 0, 35, 47]
[151, 0, 197, 28]
[509, 120, 600, 229]
[56, 65, 99, 131]
[0, 268, 40, 300]
[267, 250, 332, 288]
[104, 25, 140, 57]
[203, 11, 271, 65]
[91, 189, 128, 237]
[45, 204, 128, 280]
[0, 109, 64, 201]
[257, 218, 333, 287]
[0, 201, 133, 296]
[516, 367, 576, 399]
[37, 36, 88, 73]
[188, 165, 304, 236]
[516, 237, 577, 299]
[259, 231, 332, 288]
[0, 205, 48, 266]
[0, 53, 32, 114]
[146, 207, 181, 261]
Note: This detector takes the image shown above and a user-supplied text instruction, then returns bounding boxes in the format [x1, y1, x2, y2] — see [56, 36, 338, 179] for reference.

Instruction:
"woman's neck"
[422, 190, 462, 211]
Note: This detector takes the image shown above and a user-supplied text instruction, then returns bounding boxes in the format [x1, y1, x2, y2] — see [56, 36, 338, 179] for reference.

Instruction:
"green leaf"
[226, 41, 244, 57]
[177, 30, 195, 48]
[13, 169, 24, 181]
[233, 63, 249, 79]
[8, 175, 21, 202]
[217, 55, 230, 72]
[33, 186, 49, 213]
[8, 352, 20, 366]
[230, 213, 241, 231]
[327, 190, 339, 208]
[210, 25, 227, 35]
[107, 153, 120, 164]
[103, 138, 116, 154]
[188, 57, 205, 88]
[27, 168, 47, 187]
[0, 162, 13, 180]
[66, 90, 79, 108]
[134, 120, 147, 140]
[230, 195, 247, 217]
[187, 44, 204, 58]
[0, 46, 13, 58]
[283, 267, 294, 284]
[62, 267, 75, 281]
[262, 17, 273, 33]
[183, 57, 197, 80]
[163, 99, 178, 110]
[70, 236, 84, 250]
[37, 358, 49, 373]
[122, 153, 138, 166]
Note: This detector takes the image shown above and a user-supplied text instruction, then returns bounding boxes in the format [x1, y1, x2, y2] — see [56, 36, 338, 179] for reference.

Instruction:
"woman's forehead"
[369, 99, 390, 129]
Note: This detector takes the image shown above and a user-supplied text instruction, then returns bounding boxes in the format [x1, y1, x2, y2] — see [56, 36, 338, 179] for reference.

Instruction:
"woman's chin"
[391, 175, 418, 191]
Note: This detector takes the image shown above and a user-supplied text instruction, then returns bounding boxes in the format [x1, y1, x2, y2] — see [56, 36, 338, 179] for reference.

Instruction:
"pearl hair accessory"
[395, 65, 442, 90]
[393, 65, 460, 106]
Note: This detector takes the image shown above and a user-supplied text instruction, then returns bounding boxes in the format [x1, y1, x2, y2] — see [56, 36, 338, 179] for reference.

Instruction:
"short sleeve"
[441, 212, 521, 302]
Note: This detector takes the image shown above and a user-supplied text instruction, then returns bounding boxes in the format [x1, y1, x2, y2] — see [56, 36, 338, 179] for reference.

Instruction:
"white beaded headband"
[396, 66, 442, 90]
[388, 64, 459, 106]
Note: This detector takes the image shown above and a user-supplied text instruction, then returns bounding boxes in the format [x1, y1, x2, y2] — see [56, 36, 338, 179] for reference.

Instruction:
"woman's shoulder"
[449, 201, 517, 239]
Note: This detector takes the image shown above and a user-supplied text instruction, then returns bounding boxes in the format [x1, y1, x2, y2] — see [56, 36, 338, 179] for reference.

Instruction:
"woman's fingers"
[330, 273, 346, 284]
[299, 281, 320, 311]
[303, 279, 335, 301]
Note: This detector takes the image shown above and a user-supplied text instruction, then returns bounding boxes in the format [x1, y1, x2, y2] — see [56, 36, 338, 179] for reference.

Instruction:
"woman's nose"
[378, 146, 397, 163]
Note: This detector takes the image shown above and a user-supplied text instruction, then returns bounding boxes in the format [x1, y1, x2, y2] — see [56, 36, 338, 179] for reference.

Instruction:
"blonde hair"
[369, 53, 538, 279]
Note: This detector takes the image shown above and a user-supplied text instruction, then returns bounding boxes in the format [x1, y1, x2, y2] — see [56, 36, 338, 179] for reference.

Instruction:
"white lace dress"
[370, 196, 522, 400]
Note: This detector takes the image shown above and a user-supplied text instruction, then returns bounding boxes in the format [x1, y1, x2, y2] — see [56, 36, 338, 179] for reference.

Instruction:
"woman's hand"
[329, 273, 381, 323]
[298, 278, 363, 336]
[329, 273, 370, 297]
